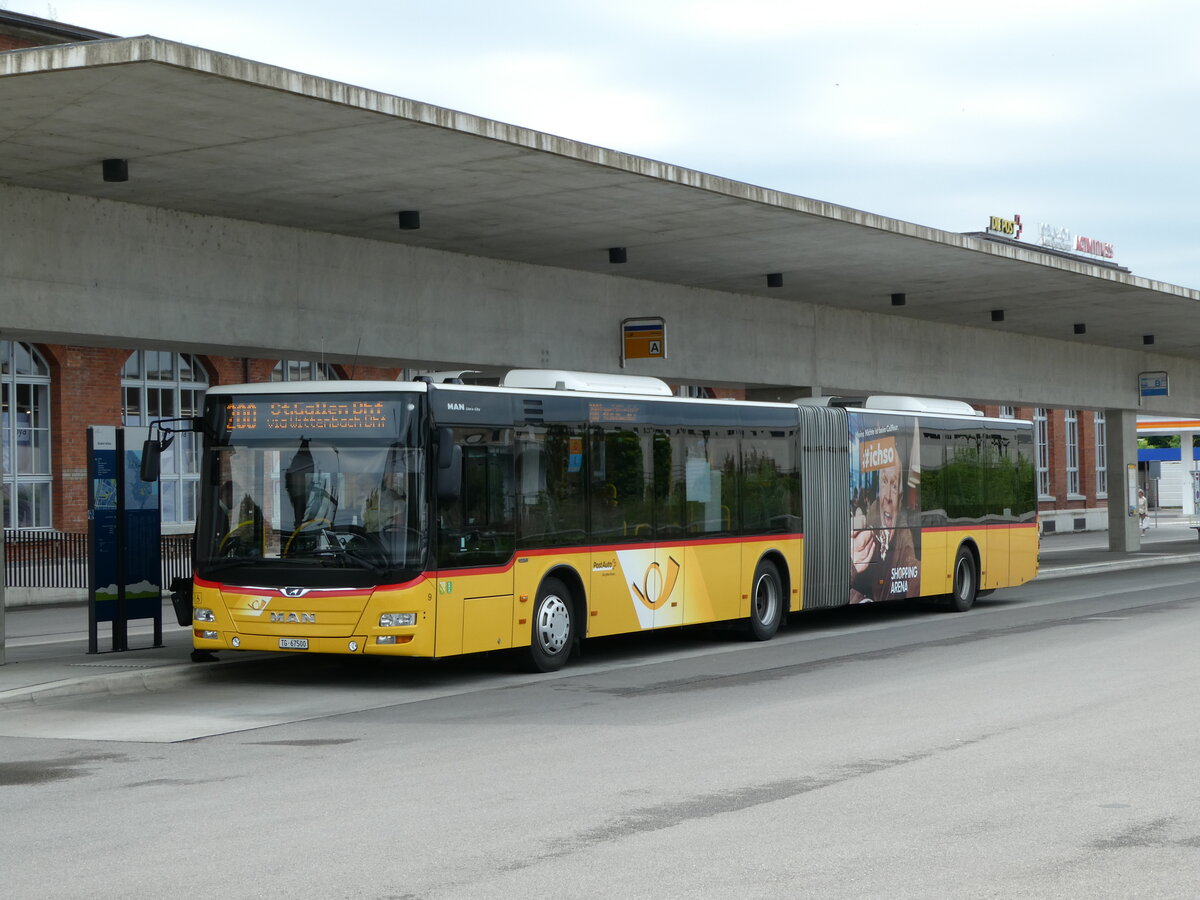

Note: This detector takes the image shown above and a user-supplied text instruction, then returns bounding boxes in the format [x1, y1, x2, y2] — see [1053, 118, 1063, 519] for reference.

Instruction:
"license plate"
[279, 638, 309, 650]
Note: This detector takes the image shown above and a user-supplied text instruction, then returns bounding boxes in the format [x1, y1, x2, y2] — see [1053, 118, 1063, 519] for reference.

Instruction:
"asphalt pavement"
[2, 512, 1198, 710]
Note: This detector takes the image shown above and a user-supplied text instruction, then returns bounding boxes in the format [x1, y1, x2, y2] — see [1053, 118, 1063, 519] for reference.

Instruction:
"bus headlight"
[195, 608, 215, 622]
[379, 612, 417, 627]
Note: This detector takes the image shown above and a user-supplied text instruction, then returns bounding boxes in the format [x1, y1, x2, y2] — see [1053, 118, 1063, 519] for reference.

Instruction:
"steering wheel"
[219, 520, 256, 555]
[284, 517, 335, 555]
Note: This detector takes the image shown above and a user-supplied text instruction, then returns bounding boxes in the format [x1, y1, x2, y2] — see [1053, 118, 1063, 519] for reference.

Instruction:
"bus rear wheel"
[746, 559, 783, 641]
[524, 577, 575, 672]
[947, 546, 978, 612]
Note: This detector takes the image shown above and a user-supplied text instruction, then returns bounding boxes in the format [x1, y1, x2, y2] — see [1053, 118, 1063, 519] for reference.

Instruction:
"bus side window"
[516, 425, 586, 548]
[945, 430, 985, 523]
[685, 428, 738, 535]
[741, 427, 799, 535]
[654, 430, 684, 539]
[589, 426, 653, 542]
[1014, 430, 1037, 522]
[919, 430, 945, 528]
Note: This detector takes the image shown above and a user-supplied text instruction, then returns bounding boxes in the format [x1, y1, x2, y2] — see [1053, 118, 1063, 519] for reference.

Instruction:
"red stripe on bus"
[921, 522, 1038, 533]
[194, 574, 427, 595]
[433, 533, 805, 578]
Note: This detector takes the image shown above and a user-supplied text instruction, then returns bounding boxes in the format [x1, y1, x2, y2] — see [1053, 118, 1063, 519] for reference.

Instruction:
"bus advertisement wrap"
[849, 412, 921, 604]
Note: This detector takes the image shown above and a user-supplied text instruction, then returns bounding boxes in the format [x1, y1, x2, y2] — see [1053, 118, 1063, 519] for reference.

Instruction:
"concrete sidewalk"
[1035, 510, 1200, 578]
[3, 517, 1199, 710]
[0, 597, 277, 710]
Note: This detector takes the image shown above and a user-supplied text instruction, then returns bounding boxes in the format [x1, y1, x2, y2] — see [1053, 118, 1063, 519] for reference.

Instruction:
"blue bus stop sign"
[1139, 371, 1168, 398]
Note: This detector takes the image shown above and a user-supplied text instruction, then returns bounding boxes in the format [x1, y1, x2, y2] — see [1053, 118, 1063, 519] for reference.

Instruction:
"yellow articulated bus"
[147, 369, 1038, 671]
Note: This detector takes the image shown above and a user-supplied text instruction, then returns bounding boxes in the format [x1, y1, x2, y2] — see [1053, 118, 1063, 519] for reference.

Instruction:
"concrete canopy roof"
[2, 36, 1200, 358]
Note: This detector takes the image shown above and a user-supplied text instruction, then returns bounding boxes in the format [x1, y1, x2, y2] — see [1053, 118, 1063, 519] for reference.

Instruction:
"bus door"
[434, 427, 516, 656]
[983, 525, 1007, 589]
[678, 426, 741, 625]
[981, 431, 1012, 589]
[631, 429, 690, 630]
[589, 424, 673, 633]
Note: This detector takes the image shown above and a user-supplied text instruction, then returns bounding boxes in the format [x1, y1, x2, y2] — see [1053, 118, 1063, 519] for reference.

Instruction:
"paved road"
[2, 560, 1198, 898]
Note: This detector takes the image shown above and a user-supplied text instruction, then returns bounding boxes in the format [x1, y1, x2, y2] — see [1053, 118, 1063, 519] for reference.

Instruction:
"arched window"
[122, 351, 208, 526]
[271, 360, 341, 382]
[1, 341, 52, 529]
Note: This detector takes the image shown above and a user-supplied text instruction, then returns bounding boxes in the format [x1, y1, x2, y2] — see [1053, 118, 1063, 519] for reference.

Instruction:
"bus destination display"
[588, 401, 642, 424]
[222, 399, 399, 437]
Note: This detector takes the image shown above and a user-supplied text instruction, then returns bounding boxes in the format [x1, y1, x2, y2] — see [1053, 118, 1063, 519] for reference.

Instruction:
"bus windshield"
[195, 394, 427, 586]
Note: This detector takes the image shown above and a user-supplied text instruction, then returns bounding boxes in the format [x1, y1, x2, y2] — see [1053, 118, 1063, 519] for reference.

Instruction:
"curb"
[1037, 552, 1200, 580]
[3, 592, 166, 610]
[0, 651, 277, 710]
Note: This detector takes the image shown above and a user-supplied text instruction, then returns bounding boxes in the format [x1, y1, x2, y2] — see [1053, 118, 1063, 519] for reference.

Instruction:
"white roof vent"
[501, 369, 673, 396]
[862, 395, 982, 416]
[408, 369, 482, 384]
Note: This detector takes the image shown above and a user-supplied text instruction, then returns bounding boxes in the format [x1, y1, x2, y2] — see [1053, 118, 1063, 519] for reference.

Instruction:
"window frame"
[1033, 408, 1052, 500]
[1065, 409, 1081, 497]
[271, 360, 342, 382]
[121, 350, 209, 528]
[1094, 411, 1108, 498]
[0, 341, 53, 530]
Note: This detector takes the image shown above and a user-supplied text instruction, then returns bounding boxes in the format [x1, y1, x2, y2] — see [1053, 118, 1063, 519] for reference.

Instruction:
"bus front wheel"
[746, 559, 783, 641]
[524, 577, 575, 672]
[947, 546, 978, 612]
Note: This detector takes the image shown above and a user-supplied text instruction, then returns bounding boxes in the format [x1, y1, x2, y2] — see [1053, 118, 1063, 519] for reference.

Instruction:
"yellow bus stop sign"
[622, 317, 666, 365]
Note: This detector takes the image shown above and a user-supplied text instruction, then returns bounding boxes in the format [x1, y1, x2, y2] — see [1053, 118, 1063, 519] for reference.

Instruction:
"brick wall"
[44, 345, 127, 531]
[30, 342, 405, 532]
[0, 35, 38, 50]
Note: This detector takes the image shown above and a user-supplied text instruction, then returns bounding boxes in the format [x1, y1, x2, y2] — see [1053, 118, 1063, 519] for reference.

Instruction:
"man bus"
[146, 369, 1037, 671]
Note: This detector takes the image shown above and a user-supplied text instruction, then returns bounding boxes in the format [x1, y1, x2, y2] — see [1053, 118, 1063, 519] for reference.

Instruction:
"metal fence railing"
[161, 534, 193, 586]
[3, 530, 193, 590]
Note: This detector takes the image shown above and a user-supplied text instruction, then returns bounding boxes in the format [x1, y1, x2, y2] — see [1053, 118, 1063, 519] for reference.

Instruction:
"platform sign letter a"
[622, 317, 667, 363]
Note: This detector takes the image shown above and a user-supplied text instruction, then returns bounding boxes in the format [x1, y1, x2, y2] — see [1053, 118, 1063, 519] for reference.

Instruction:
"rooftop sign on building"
[1039, 223, 1115, 259]
[974, 214, 1126, 273]
[986, 214, 1023, 238]
[984, 214, 1117, 262]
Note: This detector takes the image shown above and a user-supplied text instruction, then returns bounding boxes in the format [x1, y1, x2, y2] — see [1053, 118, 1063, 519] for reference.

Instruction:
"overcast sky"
[10, 0, 1200, 288]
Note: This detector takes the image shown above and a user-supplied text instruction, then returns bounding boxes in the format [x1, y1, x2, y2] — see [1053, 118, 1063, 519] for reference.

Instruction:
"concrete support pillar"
[1, 535, 6, 666]
[1181, 431, 1196, 516]
[1106, 408, 1140, 552]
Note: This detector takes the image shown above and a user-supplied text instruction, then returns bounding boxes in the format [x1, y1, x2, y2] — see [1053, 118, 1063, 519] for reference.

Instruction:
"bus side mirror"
[140, 416, 198, 482]
[140, 440, 161, 483]
[436, 428, 461, 500]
